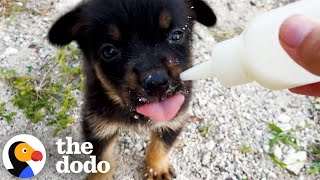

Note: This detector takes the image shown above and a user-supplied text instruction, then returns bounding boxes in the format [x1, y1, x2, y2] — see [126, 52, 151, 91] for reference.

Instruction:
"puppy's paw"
[143, 164, 176, 180]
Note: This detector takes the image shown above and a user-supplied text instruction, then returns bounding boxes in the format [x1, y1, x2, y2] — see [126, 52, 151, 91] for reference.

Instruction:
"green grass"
[267, 122, 303, 151]
[312, 99, 320, 104]
[0, 102, 16, 123]
[0, 0, 29, 17]
[1, 0, 52, 26]
[239, 144, 253, 154]
[199, 125, 211, 137]
[0, 44, 83, 136]
[309, 144, 320, 175]
[269, 153, 287, 168]
[309, 162, 320, 174]
[263, 122, 304, 169]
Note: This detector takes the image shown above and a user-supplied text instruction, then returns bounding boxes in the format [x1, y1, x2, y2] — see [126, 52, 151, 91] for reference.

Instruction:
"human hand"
[279, 15, 320, 96]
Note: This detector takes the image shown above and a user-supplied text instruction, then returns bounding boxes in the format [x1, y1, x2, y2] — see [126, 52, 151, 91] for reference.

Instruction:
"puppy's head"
[48, 0, 216, 122]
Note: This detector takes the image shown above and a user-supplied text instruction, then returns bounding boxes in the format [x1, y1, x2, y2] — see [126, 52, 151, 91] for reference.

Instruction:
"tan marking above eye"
[108, 25, 121, 41]
[159, 10, 172, 29]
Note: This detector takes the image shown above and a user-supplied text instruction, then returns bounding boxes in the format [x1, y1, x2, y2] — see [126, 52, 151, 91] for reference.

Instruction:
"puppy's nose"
[142, 73, 169, 96]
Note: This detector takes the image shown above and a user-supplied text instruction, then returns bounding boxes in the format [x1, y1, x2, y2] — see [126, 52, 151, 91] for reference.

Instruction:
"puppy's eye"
[100, 44, 118, 61]
[169, 30, 184, 42]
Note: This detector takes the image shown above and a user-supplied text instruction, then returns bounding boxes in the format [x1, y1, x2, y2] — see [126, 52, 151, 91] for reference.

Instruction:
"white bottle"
[180, 0, 320, 90]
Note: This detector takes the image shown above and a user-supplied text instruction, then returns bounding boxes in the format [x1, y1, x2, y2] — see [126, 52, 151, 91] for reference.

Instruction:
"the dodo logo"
[2, 134, 46, 178]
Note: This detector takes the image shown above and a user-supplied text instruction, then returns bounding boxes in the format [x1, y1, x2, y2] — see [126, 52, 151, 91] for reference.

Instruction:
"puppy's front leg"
[144, 128, 181, 180]
[86, 134, 117, 180]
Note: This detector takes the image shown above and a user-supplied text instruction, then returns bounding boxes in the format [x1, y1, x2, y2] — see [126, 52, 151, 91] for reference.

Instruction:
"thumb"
[279, 15, 320, 76]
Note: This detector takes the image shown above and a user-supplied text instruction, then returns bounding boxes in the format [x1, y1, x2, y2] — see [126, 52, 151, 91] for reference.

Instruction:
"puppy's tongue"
[136, 94, 185, 122]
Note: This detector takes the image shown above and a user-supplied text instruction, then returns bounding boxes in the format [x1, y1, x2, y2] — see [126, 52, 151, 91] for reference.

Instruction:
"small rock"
[271, 145, 282, 160]
[135, 143, 143, 151]
[277, 114, 291, 123]
[283, 151, 307, 175]
[2, 47, 18, 56]
[286, 147, 296, 155]
[16, 2, 24, 7]
[268, 171, 277, 179]
[282, 146, 290, 154]
[263, 144, 270, 153]
[217, 117, 225, 124]
[278, 123, 292, 131]
[234, 128, 241, 135]
[198, 98, 207, 106]
[173, 139, 184, 149]
[201, 152, 211, 166]
[3, 36, 10, 42]
[297, 120, 306, 128]
[255, 130, 263, 136]
[124, 149, 130, 154]
[206, 140, 215, 149]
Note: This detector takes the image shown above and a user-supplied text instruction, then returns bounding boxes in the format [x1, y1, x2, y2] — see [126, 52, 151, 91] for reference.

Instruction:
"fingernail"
[280, 15, 315, 49]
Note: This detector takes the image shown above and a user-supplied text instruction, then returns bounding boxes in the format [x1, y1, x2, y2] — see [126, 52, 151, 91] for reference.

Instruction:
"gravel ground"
[0, 0, 319, 179]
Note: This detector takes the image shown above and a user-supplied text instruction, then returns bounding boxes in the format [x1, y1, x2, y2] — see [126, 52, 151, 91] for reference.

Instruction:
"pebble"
[3, 36, 10, 42]
[135, 143, 143, 151]
[283, 151, 307, 175]
[278, 123, 292, 131]
[268, 171, 277, 179]
[16, 2, 24, 7]
[255, 130, 263, 136]
[277, 114, 291, 123]
[206, 140, 215, 149]
[263, 144, 270, 153]
[201, 152, 211, 166]
[174, 139, 185, 149]
[1, 47, 18, 58]
[271, 145, 282, 160]
[297, 120, 306, 128]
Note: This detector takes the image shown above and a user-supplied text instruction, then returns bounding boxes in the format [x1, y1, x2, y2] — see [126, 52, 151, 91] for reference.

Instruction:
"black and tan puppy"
[48, 0, 216, 179]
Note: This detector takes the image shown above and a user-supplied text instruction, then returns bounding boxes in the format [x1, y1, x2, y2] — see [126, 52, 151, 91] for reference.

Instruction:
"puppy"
[48, 0, 216, 179]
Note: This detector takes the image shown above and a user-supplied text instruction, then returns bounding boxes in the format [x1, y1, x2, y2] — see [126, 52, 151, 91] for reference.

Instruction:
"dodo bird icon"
[8, 141, 43, 178]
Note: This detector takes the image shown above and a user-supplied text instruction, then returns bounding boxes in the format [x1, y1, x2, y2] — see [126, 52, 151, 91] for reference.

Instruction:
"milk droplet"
[134, 115, 140, 119]
[130, 107, 136, 112]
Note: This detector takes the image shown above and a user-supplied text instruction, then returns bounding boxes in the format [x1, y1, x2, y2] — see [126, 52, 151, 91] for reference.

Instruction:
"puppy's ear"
[187, 0, 217, 27]
[48, 7, 84, 46]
